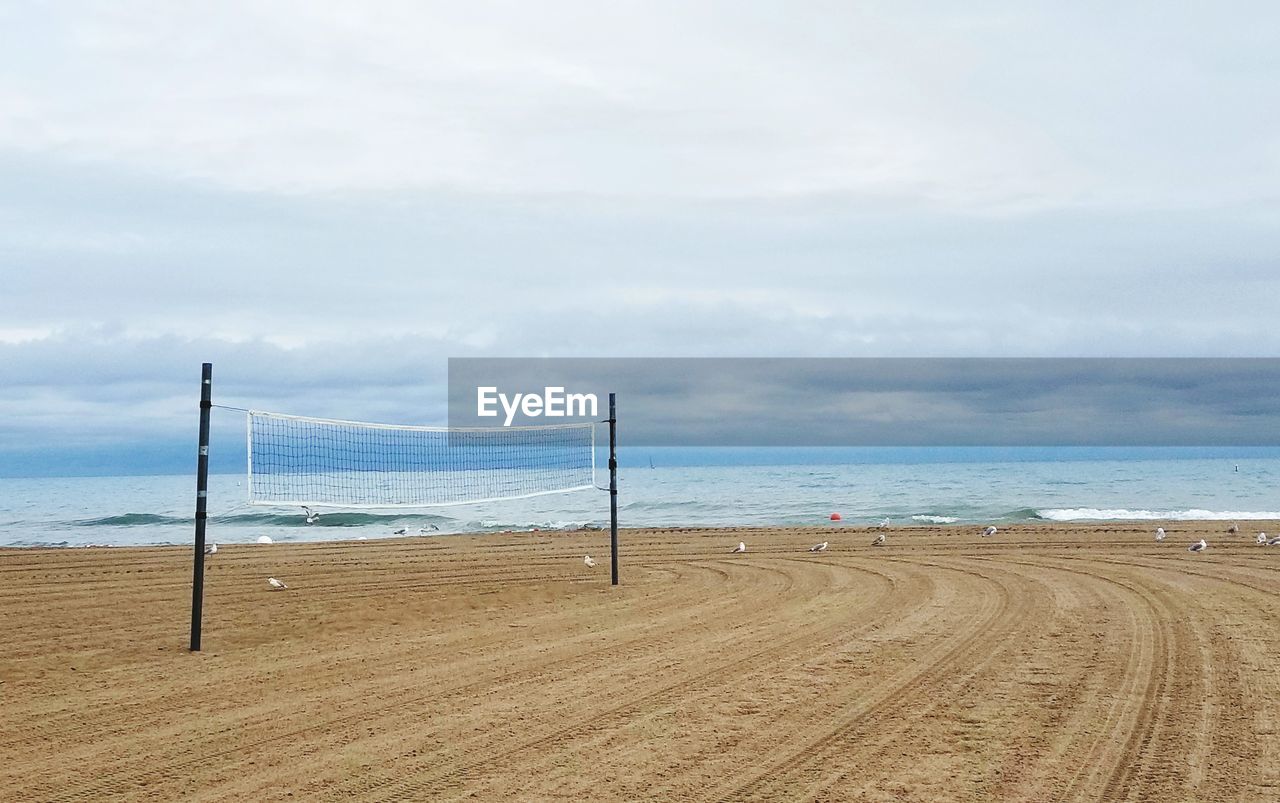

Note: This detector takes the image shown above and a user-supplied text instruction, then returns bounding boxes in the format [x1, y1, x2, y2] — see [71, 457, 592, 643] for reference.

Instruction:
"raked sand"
[2, 523, 1279, 801]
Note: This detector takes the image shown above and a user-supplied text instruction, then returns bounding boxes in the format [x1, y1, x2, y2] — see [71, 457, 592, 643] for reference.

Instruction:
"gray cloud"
[448, 358, 1280, 446]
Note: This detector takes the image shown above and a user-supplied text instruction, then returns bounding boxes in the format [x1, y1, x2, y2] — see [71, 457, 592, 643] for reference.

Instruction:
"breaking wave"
[1036, 508, 1280, 521]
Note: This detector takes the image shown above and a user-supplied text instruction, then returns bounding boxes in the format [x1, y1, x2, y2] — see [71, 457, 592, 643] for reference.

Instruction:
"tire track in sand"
[310, 559, 921, 801]
[10, 560, 792, 801]
[702, 558, 1020, 802]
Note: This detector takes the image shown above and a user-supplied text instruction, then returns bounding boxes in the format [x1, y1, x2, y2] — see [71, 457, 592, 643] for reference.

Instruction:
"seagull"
[267, 577, 288, 590]
[878, 518, 891, 529]
[583, 555, 597, 568]
[1269, 537, 1280, 547]
[1228, 522, 1240, 534]
[731, 541, 747, 553]
[983, 526, 998, 537]
[393, 528, 407, 535]
[1257, 532, 1268, 545]
[204, 542, 218, 555]
[871, 533, 886, 546]
[809, 541, 829, 553]
[1155, 527, 1165, 542]
[1188, 539, 1208, 553]
[302, 506, 320, 524]
[256, 535, 273, 544]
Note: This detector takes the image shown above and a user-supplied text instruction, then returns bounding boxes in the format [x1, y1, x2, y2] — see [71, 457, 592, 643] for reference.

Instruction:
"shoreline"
[2, 518, 1276, 552]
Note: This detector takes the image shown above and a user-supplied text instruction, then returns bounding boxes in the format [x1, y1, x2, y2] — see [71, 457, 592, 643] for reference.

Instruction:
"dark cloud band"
[448, 358, 1280, 446]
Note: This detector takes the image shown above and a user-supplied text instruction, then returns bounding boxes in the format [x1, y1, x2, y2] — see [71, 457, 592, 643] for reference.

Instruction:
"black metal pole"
[190, 363, 212, 651]
[609, 392, 618, 586]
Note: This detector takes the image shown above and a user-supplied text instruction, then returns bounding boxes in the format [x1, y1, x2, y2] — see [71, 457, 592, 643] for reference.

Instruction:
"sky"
[1, 2, 1278, 474]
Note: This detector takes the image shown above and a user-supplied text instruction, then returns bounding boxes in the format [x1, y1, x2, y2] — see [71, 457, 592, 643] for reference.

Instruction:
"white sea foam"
[912, 515, 959, 524]
[1038, 508, 1280, 522]
[476, 519, 594, 531]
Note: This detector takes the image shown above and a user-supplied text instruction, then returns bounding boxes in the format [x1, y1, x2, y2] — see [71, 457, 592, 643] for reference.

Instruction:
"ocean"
[1, 448, 1278, 548]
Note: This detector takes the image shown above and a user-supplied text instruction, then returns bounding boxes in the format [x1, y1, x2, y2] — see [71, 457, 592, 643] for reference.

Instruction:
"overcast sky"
[2, 3, 1278, 472]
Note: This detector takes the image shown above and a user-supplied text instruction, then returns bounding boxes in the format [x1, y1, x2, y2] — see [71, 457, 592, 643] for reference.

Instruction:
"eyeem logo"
[476, 386, 599, 426]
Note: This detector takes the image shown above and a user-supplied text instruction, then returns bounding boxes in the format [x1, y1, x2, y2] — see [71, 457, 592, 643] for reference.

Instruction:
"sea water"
[1, 448, 1277, 547]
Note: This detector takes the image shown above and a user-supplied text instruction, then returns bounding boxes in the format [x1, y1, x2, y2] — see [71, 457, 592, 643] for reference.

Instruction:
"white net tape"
[247, 411, 596, 508]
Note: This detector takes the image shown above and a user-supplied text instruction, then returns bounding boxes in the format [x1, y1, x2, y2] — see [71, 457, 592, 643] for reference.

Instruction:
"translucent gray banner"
[447, 358, 1280, 446]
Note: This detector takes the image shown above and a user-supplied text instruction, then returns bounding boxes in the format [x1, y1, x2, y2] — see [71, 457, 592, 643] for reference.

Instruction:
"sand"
[2, 522, 1279, 801]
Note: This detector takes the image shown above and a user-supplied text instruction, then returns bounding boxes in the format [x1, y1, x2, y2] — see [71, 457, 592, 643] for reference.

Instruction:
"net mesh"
[247, 411, 596, 508]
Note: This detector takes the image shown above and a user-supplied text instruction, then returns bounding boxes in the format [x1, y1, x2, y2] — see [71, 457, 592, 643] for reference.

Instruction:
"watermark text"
[476, 386, 598, 426]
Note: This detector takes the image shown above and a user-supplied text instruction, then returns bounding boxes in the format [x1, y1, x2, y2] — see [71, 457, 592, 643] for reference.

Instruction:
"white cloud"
[3, 2, 1275, 208]
[1, 2, 1278, 463]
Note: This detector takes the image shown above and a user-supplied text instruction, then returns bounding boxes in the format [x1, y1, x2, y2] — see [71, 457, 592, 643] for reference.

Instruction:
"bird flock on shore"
[698, 518, 1265, 560]
[213, 508, 1268, 589]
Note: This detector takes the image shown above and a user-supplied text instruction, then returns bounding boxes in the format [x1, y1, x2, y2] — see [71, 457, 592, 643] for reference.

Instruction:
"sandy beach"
[3, 523, 1279, 801]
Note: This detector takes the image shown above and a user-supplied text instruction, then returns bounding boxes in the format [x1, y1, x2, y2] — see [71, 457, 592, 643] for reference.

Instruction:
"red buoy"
[830, 512, 842, 521]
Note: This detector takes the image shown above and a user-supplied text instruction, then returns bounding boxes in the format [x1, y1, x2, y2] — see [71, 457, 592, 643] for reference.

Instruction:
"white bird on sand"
[584, 555, 597, 568]
[983, 526, 998, 537]
[302, 506, 320, 524]
[1257, 532, 1268, 545]
[1188, 539, 1208, 553]
[204, 542, 218, 555]
[1268, 537, 1280, 547]
[809, 541, 828, 553]
[878, 518, 891, 529]
[267, 577, 288, 590]
[1155, 527, 1166, 542]
[731, 541, 747, 553]
[1228, 522, 1240, 534]
[393, 528, 407, 535]
[256, 535, 273, 544]
[871, 533, 886, 546]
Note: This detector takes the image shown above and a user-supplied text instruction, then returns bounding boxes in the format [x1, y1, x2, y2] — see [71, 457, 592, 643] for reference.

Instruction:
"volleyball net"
[189, 364, 618, 652]
[246, 410, 597, 508]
